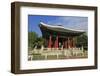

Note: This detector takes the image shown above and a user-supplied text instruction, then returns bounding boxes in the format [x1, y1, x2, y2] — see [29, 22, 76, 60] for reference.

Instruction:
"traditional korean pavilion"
[39, 22, 85, 49]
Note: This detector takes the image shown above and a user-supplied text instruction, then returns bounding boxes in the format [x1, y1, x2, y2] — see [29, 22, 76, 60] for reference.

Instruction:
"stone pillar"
[48, 34, 52, 48]
[81, 45, 84, 51]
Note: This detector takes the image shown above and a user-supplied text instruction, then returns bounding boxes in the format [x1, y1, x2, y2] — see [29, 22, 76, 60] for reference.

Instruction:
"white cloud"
[47, 16, 88, 31]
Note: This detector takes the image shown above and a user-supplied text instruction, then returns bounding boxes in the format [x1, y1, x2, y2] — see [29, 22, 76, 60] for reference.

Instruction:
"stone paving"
[28, 48, 88, 60]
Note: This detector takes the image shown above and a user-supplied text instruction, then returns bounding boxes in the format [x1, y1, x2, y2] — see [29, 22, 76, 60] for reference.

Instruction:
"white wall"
[0, 0, 100, 76]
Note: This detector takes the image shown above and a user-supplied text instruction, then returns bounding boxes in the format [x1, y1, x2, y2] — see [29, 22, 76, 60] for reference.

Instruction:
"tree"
[28, 32, 38, 48]
[75, 33, 88, 50]
[28, 32, 45, 49]
[35, 37, 45, 49]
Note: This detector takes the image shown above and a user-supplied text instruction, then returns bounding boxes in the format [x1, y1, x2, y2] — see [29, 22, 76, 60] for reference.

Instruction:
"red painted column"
[65, 38, 68, 49]
[66, 38, 68, 49]
[70, 38, 72, 48]
[71, 38, 73, 48]
[71, 37, 73, 48]
[48, 34, 52, 48]
[72, 38, 75, 48]
[71, 39, 73, 48]
[68, 37, 70, 48]
[54, 35, 58, 48]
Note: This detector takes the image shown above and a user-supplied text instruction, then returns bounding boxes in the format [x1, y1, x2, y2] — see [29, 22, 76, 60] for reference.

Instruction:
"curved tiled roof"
[39, 22, 85, 33]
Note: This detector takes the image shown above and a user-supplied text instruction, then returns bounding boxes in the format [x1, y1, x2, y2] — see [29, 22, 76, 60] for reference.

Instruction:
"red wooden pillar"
[54, 35, 58, 48]
[71, 38, 73, 48]
[48, 34, 52, 48]
[71, 38, 74, 48]
[70, 38, 72, 48]
[68, 37, 70, 48]
[65, 39, 66, 48]
[71, 37, 73, 48]
[72, 38, 75, 48]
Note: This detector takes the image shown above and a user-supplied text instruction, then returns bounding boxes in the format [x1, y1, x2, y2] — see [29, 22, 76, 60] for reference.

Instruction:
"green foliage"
[28, 32, 45, 49]
[75, 33, 88, 50]
[28, 32, 38, 48]
[35, 37, 45, 49]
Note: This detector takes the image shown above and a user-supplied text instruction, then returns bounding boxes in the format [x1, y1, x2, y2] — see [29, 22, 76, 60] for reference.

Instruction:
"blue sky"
[28, 15, 88, 37]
